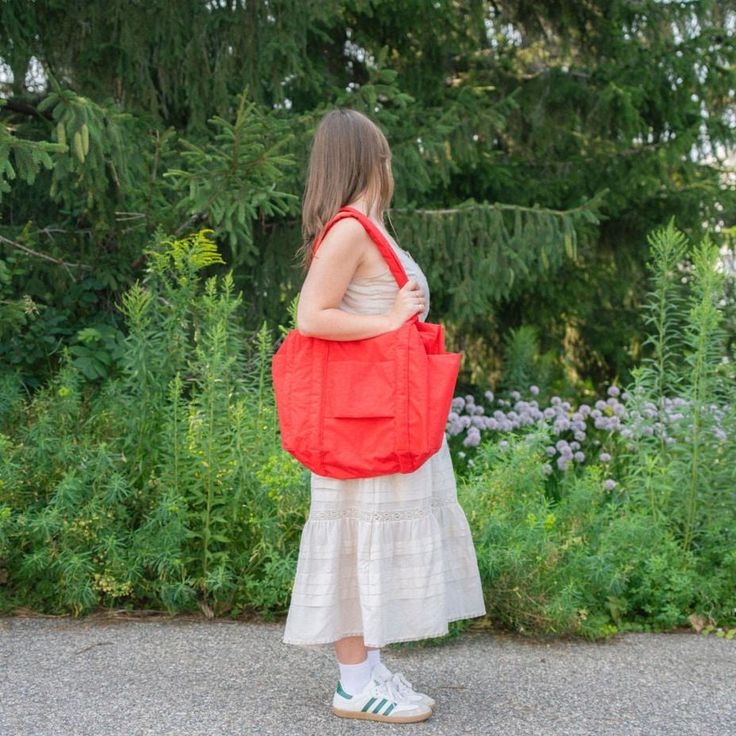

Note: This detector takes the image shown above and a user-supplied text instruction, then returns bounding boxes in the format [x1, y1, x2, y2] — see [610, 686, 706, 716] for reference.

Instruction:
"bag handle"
[312, 206, 419, 325]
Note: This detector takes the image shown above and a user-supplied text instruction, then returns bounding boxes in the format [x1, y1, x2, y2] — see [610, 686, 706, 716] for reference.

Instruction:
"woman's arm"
[296, 217, 400, 341]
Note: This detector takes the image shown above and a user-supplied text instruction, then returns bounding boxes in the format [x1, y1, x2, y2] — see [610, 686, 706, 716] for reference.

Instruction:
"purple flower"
[530, 385, 540, 395]
[463, 428, 481, 447]
[484, 390, 494, 402]
[599, 452, 611, 462]
[607, 385, 621, 397]
[603, 478, 617, 491]
[554, 417, 571, 433]
[452, 397, 465, 412]
[542, 463, 552, 475]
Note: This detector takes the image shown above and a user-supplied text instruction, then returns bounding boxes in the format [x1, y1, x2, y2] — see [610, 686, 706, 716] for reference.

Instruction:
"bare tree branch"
[0, 233, 92, 283]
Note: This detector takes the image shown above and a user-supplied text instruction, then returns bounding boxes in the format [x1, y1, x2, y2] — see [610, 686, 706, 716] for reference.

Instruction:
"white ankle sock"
[338, 656, 372, 696]
[366, 648, 381, 672]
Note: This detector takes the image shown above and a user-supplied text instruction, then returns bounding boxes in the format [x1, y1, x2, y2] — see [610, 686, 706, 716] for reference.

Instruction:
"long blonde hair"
[297, 107, 394, 275]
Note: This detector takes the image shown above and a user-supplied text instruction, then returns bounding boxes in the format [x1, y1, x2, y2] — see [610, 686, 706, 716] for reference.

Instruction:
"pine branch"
[392, 196, 602, 219]
[0, 233, 93, 276]
[1, 97, 53, 121]
[387, 194, 603, 323]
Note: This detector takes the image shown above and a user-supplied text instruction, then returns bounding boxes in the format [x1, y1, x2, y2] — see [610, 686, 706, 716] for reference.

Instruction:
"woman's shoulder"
[322, 212, 372, 241]
[315, 214, 373, 258]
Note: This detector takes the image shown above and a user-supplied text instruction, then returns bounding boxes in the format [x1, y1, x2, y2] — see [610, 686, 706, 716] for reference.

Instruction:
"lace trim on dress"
[307, 498, 459, 522]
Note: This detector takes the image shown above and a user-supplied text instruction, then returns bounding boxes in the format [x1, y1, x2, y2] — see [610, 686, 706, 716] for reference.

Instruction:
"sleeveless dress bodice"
[338, 229, 431, 322]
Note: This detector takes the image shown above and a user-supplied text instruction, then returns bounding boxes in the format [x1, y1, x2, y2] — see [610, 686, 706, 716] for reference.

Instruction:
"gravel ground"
[0, 614, 734, 736]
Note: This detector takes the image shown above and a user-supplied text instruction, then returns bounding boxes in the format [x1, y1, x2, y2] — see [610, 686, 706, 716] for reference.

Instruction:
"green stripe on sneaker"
[384, 702, 396, 715]
[335, 681, 353, 699]
[361, 697, 377, 712]
[372, 698, 387, 713]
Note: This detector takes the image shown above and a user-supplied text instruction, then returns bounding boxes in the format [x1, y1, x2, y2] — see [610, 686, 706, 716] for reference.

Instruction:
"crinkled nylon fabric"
[271, 207, 461, 479]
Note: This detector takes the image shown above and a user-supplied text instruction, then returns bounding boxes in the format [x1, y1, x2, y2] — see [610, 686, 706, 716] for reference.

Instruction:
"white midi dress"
[281, 229, 487, 650]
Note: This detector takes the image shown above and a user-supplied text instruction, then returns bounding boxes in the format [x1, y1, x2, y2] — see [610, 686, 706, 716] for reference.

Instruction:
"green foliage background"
[1, 0, 734, 393]
[0, 223, 733, 638]
[0, 2, 735, 637]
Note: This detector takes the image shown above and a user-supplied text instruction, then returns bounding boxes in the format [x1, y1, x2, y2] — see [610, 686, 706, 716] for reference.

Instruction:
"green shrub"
[459, 222, 736, 638]
[0, 229, 309, 617]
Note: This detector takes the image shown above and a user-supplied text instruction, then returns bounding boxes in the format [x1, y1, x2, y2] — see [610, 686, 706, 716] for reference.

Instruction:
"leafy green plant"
[1, 221, 734, 635]
[499, 324, 560, 397]
[162, 90, 299, 268]
[458, 221, 736, 637]
[623, 223, 735, 554]
[0, 229, 309, 618]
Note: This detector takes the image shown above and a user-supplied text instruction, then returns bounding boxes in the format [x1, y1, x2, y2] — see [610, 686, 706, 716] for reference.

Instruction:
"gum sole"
[332, 706, 432, 723]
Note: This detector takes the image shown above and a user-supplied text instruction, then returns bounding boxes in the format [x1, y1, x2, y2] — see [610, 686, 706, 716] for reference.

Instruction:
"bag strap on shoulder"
[312, 206, 411, 290]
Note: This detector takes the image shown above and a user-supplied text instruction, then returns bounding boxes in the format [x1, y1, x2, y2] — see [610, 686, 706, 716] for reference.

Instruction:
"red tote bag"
[271, 205, 462, 479]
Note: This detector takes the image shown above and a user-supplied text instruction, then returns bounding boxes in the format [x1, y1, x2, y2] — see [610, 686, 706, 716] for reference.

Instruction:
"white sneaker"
[332, 675, 433, 723]
[372, 660, 436, 711]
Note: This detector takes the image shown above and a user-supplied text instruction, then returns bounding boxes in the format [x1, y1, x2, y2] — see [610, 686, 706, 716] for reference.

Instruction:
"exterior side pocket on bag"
[325, 359, 396, 418]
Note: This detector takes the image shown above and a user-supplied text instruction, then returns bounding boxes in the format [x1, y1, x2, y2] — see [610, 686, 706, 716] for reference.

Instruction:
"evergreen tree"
[0, 1, 734, 390]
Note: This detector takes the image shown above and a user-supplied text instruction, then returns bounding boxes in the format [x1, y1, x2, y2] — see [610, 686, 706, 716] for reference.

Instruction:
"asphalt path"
[1, 614, 733, 735]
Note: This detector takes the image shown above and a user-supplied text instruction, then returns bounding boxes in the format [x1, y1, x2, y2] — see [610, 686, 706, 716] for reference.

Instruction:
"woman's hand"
[388, 278, 425, 329]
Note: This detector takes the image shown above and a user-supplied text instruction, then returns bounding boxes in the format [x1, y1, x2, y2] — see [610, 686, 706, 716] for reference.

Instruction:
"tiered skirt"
[281, 434, 487, 649]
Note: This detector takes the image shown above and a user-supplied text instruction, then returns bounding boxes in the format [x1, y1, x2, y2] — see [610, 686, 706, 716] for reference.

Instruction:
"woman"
[281, 108, 487, 724]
